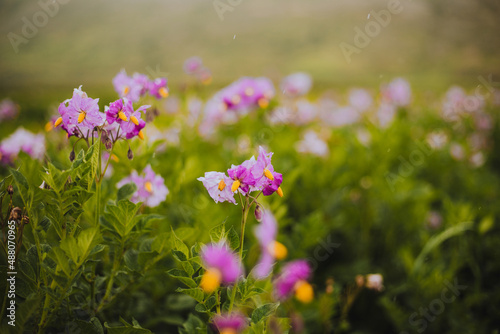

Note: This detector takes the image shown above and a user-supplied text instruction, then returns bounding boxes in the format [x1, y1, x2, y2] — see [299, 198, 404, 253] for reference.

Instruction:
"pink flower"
[117, 165, 169, 207]
[227, 159, 258, 195]
[113, 70, 144, 102]
[253, 209, 287, 278]
[148, 78, 169, 99]
[296, 130, 329, 157]
[280, 72, 312, 97]
[0, 127, 45, 164]
[381, 77, 411, 106]
[274, 260, 313, 303]
[197, 172, 236, 205]
[212, 313, 248, 334]
[183, 56, 203, 75]
[349, 88, 373, 112]
[200, 243, 243, 292]
[0, 99, 19, 121]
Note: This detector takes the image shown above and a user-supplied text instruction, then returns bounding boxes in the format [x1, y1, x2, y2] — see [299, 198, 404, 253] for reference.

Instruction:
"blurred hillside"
[0, 0, 499, 103]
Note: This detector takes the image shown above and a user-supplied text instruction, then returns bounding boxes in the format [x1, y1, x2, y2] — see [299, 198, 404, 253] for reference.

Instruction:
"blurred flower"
[101, 151, 118, 178]
[212, 312, 248, 334]
[253, 209, 287, 279]
[117, 165, 169, 207]
[376, 103, 396, 128]
[349, 88, 373, 112]
[426, 131, 448, 150]
[0, 99, 19, 121]
[183, 56, 203, 75]
[113, 70, 144, 102]
[469, 151, 485, 168]
[280, 72, 312, 98]
[474, 112, 493, 132]
[148, 77, 169, 99]
[56, 86, 104, 136]
[356, 128, 372, 146]
[323, 106, 360, 127]
[200, 243, 243, 293]
[198, 172, 236, 205]
[296, 130, 329, 157]
[426, 211, 442, 229]
[381, 77, 411, 107]
[450, 143, 465, 161]
[0, 127, 45, 164]
[365, 274, 384, 292]
[294, 100, 318, 125]
[274, 260, 313, 303]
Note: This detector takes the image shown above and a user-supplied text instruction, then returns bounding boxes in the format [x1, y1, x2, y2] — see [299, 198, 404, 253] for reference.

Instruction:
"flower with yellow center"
[220, 330, 237, 334]
[118, 111, 128, 121]
[200, 268, 222, 293]
[144, 181, 153, 193]
[294, 280, 314, 303]
[231, 180, 241, 192]
[159, 87, 169, 98]
[258, 98, 269, 109]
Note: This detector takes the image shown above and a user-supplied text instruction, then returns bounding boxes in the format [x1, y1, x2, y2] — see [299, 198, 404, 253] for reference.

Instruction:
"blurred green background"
[1, 0, 500, 111]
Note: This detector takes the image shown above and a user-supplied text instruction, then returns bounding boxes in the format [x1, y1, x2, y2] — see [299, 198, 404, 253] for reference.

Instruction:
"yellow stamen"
[77, 111, 86, 123]
[264, 168, 274, 181]
[258, 98, 269, 109]
[45, 122, 54, 132]
[130, 115, 139, 125]
[123, 86, 130, 95]
[276, 187, 283, 197]
[231, 180, 241, 192]
[54, 117, 63, 127]
[245, 87, 254, 96]
[200, 268, 221, 293]
[269, 241, 287, 260]
[118, 111, 128, 121]
[145, 181, 152, 192]
[231, 95, 241, 105]
[201, 76, 212, 85]
[220, 330, 237, 334]
[295, 281, 314, 303]
[218, 179, 226, 191]
[110, 154, 119, 162]
[159, 87, 169, 98]
[138, 130, 144, 140]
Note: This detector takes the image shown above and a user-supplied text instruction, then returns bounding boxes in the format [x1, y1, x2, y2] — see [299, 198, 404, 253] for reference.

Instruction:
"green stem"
[95, 141, 102, 227]
[97, 242, 123, 312]
[228, 196, 250, 313]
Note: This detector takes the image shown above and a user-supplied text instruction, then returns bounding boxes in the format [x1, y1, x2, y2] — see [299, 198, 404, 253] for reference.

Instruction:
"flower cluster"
[0, 127, 45, 165]
[117, 165, 169, 207]
[54, 86, 150, 143]
[113, 70, 169, 102]
[198, 146, 283, 205]
[183, 56, 212, 85]
[198, 77, 275, 137]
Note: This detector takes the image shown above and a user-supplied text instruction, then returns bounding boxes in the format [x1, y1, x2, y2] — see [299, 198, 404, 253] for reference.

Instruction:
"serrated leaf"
[117, 183, 138, 202]
[251, 303, 280, 324]
[171, 227, 190, 259]
[176, 288, 204, 303]
[227, 227, 240, 251]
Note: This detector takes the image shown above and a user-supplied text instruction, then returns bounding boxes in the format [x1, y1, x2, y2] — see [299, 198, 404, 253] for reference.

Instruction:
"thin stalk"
[228, 196, 250, 313]
[97, 242, 124, 312]
[95, 140, 102, 227]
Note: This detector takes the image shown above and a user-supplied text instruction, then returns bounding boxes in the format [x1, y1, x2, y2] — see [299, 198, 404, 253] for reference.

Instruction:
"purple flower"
[57, 86, 104, 136]
[105, 98, 128, 125]
[0, 99, 19, 121]
[250, 147, 283, 196]
[200, 243, 243, 292]
[253, 209, 287, 279]
[183, 56, 203, 75]
[0, 127, 45, 164]
[197, 172, 236, 205]
[296, 130, 329, 157]
[118, 103, 149, 140]
[349, 88, 373, 112]
[274, 260, 313, 303]
[227, 159, 257, 195]
[113, 70, 144, 102]
[117, 165, 169, 207]
[280, 72, 312, 97]
[148, 78, 169, 99]
[212, 313, 248, 334]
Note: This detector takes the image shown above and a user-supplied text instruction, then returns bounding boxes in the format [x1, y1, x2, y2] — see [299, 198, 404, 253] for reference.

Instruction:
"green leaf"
[227, 227, 240, 251]
[412, 221, 474, 275]
[479, 215, 494, 235]
[171, 227, 190, 260]
[104, 317, 151, 334]
[73, 317, 104, 334]
[60, 227, 102, 267]
[251, 303, 280, 324]
[175, 287, 204, 303]
[209, 221, 226, 243]
[117, 182, 138, 202]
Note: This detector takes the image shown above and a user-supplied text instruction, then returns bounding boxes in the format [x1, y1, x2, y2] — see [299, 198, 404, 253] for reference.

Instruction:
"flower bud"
[127, 148, 134, 160]
[69, 150, 76, 162]
[9, 207, 22, 221]
[254, 205, 263, 222]
[105, 138, 113, 150]
[7, 185, 14, 195]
